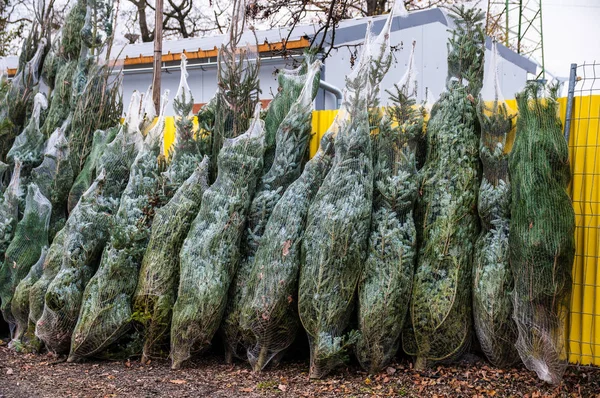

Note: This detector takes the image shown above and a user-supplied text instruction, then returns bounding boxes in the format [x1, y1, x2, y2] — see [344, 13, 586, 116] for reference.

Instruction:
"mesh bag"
[403, 7, 485, 368]
[262, 55, 319, 173]
[68, 92, 170, 361]
[222, 58, 321, 361]
[240, 132, 335, 372]
[0, 160, 9, 192]
[60, 0, 86, 61]
[472, 42, 519, 368]
[0, 183, 52, 334]
[509, 83, 574, 384]
[31, 117, 75, 240]
[133, 158, 210, 363]
[0, 38, 46, 161]
[35, 94, 144, 354]
[41, 40, 59, 92]
[297, 11, 399, 377]
[0, 161, 23, 262]
[171, 105, 265, 369]
[6, 93, 49, 177]
[10, 247, 47, 352]
[67, 125, 118, 214]
[355, 40, 422, 374]
[40, 61, 77, 139]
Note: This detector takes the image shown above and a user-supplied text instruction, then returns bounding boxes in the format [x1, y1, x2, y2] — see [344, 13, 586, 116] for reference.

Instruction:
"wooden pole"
[152, 0, 164, 114]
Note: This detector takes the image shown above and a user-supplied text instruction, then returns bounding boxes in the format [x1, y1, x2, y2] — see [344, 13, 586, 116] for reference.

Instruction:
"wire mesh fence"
[566, 61, 600, 366]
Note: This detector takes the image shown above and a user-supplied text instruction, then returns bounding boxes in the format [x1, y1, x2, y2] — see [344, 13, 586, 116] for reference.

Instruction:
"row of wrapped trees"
[0, 0, 575, 385]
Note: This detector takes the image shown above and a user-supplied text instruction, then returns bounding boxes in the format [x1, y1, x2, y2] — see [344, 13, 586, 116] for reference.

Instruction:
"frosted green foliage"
[133, 158, 210, 363]
[240, 132, 335, 372]
[0, 184, 51, 333]
[35, 94, 144, 354]
[356, 45, 423, 373]
[0, 161, 9, 192]
[7, 93, 48, 176]
[10, 248, 47, 352]
[509, 83, 574, 384]
[223, 59, 321, 361]
[0, 161, 22, 261]
[171, 105, 265, 369]
[68, 93, 170, 361]
[32, 117, 75, 240]
[0, 38, 46, 161]
[403, 6, 485, 368]
[68, 126, 118, 213]
[40, 61, 77, 138]
[29, 229, 66, 325]
[298, 10, 400, 377]
[41, 43, 60, 91]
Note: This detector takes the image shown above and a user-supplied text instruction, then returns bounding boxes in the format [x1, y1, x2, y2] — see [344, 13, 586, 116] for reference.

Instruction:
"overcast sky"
[542, 0, 600, 78]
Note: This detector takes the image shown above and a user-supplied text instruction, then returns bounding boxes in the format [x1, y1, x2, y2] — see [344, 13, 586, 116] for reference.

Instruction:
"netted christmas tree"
[133, 158, 210, 363]
[171, 104, 265, 369]
[0, 36, 46, 161]
[0, 161, 23, 263]
[239, 130, 335, 372]
[68, 92, 170, 361]
[35, 94, 145, 354]
[222, 58, 321, 361]
[10, 248, 47, 352]
[0, 184, 52, 334]
[297, 13, 398, 377]
[403, 6, 485, 368]
[6, 93, 49, 178]
[509, 82, 574, 384]
[472, 42, 519, 368]
[356, 39, 423, 374]
[209, 0, 260, 180]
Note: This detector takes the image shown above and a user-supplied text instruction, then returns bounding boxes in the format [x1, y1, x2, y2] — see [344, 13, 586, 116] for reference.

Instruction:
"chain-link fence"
[565, 61, 600, 366]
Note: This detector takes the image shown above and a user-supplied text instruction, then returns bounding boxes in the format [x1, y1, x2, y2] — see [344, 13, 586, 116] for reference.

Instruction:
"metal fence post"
[564, 63, 578, 142]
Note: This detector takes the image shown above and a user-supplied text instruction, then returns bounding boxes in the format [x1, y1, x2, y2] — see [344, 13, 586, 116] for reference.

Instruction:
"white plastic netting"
[35, 93, 145, 354]
[0, 161, 23, 263]
[0, 183, 52, 336]
[68, 92, 170, 361]
[171, 104, 265, 369]
[222, 58, 322, 362]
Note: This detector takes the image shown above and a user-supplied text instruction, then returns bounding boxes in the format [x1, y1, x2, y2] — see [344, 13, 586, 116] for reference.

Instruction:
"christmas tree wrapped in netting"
[0, 183, 52, 333]
[0, 161, 23, 261]
[298, 13, 399, 377]
[261, 54, 318, 173]
[35, 94, 145, 354]
[10, 248, 47, 352]
[240, 130, 335, 372]
[472, 42, 519, 368]
[509, 83, 574, 384]
[0, 36, 46, 161]
[40, 0, 85, 138]
[209, 0, 260, 179]
[6, 93, 48, 177]
[67, 125, 118, 213]
[68, 92, 170, 361]
[171, 104, 265, 369]
[133, 158, 210, 363]
[356, 40, 423, 374]
[31, 117, 75, 240]
[403, 6, 485, 368]
[222, 58, 321, 361]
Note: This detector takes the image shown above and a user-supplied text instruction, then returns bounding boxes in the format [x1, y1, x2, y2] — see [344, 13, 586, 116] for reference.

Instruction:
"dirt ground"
[1, 342, 599, 398]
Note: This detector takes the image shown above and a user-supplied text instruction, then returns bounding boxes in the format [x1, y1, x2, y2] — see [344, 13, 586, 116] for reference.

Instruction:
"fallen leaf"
[278, 384, 287, 392]
[364, 377, 372, 385]
[6, 368, 13, 375]
[239, 387, 253, 392]
[170, 379, 187, 384]
[386, 367, 396, 375]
